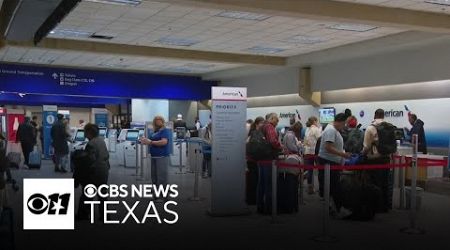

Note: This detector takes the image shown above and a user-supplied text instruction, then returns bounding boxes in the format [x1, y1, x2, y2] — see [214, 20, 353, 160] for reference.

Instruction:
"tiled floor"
[5, 153, 450, 250]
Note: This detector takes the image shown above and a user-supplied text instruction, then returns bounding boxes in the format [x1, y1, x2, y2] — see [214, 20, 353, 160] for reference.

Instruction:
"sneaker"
[308, 185, 314, 195]
[60, 168, 68, 173]
[54, 167, 61, 172]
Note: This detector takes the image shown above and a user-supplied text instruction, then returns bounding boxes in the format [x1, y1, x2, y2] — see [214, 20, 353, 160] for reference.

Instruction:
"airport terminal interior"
[1, 0, 450, 249]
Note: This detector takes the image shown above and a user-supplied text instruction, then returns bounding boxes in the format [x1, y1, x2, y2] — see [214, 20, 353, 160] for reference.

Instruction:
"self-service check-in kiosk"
[70, 129, 88, 152]
[116, 129, 144, 167]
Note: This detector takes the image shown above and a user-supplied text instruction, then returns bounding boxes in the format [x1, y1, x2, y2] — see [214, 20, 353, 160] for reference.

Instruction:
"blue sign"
[0, 63, 216, 100]
[43, 106, 58, 159]
[95, 113, 108, 127]
[0, 92, 126, 107]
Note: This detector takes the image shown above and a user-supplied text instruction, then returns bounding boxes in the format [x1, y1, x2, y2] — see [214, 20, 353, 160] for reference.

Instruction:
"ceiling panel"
[46, 0, 406, 57]
[333, 0, 450, 14]
[0, 46, 242, 74]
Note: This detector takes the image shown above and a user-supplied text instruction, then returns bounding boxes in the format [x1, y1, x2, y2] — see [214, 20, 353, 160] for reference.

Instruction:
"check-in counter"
[405, 154, 447, 187]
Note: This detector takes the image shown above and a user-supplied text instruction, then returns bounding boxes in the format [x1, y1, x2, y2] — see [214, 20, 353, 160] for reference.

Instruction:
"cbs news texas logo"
[23, 179, 75, 230]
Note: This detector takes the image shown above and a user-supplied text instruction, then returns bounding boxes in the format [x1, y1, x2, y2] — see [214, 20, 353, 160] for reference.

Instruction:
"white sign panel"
[212, 87, 247, 101]
[210, 87, 247, 215]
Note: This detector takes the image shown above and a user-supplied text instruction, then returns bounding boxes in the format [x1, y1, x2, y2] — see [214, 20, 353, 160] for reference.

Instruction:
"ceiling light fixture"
[425, 0, 450, 6]
[48, 28, 92, 38]
[85, 0, 142, 6]
[328, 23, 377, 32]
[156, 37, 200, 47]
[160, 67, 194, 73]
[216, 11, 271, 21]
[246, 46, 285, 54]
[283, 35, 326, 45]
[98, 63, 131, 68]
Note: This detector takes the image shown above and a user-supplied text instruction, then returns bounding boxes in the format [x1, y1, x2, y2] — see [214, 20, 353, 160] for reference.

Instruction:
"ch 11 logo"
[27, 193, 71, 215]
[23, 179, 75, 230]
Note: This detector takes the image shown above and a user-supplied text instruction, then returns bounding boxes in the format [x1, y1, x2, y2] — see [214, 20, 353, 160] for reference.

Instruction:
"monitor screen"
[75, 130, 85, 142]
[126, 130, 140, 141]
[319, 107, 335, 124]
[99, 128, 107, 137]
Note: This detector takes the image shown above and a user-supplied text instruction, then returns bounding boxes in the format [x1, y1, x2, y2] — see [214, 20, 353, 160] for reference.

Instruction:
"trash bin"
[405, 186, 424, 210]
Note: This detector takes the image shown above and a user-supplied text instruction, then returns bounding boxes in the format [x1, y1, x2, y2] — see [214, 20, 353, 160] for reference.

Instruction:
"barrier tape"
[247, 157, 448, 171]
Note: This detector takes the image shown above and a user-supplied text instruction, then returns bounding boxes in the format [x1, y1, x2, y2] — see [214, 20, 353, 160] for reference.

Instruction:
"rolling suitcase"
[277, 154, 302, 214]
[28, 147, 41, 169]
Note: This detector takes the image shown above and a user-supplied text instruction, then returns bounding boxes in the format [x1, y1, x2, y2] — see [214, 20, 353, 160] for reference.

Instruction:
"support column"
[299, 67, 321, 107]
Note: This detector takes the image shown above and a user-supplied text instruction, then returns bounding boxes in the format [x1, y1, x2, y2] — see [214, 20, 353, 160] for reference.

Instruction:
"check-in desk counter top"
[402, 152, 447, 188]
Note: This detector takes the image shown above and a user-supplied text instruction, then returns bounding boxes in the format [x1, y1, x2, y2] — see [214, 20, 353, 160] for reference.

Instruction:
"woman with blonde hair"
[140, 116, 171, 195]
[304, 116, 321, 194]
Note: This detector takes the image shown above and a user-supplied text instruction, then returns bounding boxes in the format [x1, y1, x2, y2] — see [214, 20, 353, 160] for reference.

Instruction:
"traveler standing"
[304, 116, 321, 194]
[194, 117, 201, 130]
[16, 117, 36, 167]
[362, 109, 397, 212]
[174, 114, 187, 129]
[257, 113, 283, 214]
[51, 114, 70, 173]
[140, 116, 171, 199]
[76, 123, 110, 221]
[318, 113, 351, 218]
[344, 116, 364, 154]
[246, 117, 264, 205]
[405, 113, 427, 154]
[283, 122, 303, 154]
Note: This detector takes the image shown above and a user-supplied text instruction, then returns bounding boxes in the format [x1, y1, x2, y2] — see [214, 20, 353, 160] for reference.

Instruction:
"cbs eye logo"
[27, 193, 71, 215]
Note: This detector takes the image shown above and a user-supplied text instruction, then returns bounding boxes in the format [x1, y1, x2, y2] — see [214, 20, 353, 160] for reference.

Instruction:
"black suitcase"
[341, 173, 382, 221]
[277, 172, 299, 214]
[246, 161, 258, 205]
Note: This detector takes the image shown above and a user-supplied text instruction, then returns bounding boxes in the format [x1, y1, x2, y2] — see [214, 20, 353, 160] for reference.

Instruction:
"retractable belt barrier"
[248, 157, 448, 171]
[247, 146, 448, 241]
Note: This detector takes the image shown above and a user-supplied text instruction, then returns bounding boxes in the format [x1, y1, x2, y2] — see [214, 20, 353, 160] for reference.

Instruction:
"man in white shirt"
[318, 113, 351, 218]
[362, 109, 393, 212]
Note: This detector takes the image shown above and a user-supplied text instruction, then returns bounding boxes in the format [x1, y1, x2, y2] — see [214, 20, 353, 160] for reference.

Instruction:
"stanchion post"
[271, 160, 278, 222]
[299, 170, 305, 205]
[312, 163, 336, 242]
[189, 144, 203, 201]
[410, 134, 418, 229]
[176, 140, 186, 174]
[400, 134, 425, 234]
[399, 155, 406, 209]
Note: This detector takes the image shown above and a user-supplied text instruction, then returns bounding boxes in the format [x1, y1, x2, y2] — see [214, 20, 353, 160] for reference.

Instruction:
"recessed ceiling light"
[216, 11, 271, 21]
[328, 23, 377, 32]
[160, 67, 194, 73]
[85, 0, 142, 6]
[98, 63, 130, 68]
[283, 35, 326, 45]
[183, 63, 215, 69]
[246, 46, 285, 54]
[425, 0, 450, 6]
[156, 37, 200, 47]
[48, 28, 92, 38]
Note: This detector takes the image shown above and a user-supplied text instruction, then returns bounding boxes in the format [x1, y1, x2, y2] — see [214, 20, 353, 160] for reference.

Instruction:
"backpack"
[344, 129, 364, 154]
[374, 122, 397, 155]
[246, 130, 274, 160]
